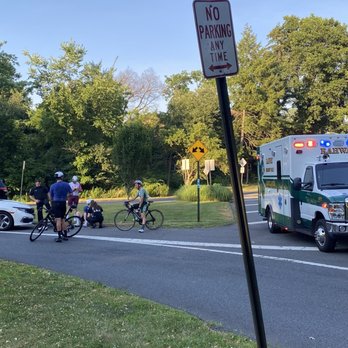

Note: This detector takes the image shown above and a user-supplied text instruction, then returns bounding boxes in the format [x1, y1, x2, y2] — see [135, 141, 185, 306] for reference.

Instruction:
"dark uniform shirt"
[29, 186, 49, 201]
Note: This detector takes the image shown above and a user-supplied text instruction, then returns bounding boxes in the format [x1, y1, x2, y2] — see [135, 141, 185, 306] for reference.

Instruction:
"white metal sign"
[205, 159, 215, 171]
[239, 157, 247, 167]
[193, 0, 238, 78]
[181, 159, 190, 171]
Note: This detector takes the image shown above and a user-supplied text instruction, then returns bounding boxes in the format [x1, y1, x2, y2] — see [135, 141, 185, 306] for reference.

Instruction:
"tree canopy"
[1, 14, 348, 194]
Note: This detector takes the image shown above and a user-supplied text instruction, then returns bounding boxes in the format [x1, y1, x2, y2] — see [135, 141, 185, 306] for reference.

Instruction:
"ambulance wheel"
[314, 219, 336, 252]
[267, 209, 280, 233]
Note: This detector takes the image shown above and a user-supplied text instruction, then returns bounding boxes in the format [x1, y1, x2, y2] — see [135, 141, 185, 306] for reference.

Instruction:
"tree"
[116, 68, 164, 114]
[268, 15, 348, 134]
[111, 122, 153, 195]
[0, 43, 30, 191]
[163, 71, 228, 185]
[228, 25, 285, 160]
[24, 41, 128, 187]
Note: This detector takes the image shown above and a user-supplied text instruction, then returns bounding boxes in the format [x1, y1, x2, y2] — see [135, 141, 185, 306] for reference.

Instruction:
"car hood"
[321, 190, 348, 203]
[0, 199, 32, 209]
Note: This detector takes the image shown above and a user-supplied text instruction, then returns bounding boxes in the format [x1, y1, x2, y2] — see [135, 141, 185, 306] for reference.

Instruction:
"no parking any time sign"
[193, 0, 238, 78]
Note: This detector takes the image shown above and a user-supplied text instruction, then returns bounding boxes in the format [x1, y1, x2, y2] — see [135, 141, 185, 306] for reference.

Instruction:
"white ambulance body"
[257, 134, 348, 252]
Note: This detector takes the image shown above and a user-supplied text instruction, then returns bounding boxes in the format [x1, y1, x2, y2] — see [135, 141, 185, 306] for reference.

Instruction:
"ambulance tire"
[266, 209, 280, 234]
[314, 219, 336, 252]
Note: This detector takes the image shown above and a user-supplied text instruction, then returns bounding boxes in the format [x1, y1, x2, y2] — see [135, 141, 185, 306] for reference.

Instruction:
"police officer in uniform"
[29, 179, 51, 222]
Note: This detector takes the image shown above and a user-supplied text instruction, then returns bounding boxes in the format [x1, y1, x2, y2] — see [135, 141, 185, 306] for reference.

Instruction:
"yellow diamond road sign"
[189, 140, 208, 161]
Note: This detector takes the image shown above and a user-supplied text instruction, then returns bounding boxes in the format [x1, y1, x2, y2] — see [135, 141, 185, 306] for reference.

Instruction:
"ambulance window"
[276, 161, 281, 180]
[303, 166, 314, 191]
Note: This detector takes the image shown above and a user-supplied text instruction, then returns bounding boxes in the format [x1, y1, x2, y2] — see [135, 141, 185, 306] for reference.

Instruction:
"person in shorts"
[49, 171, 72, 242]
[68, 175, 82, 210]
[127, 179, 149, 233]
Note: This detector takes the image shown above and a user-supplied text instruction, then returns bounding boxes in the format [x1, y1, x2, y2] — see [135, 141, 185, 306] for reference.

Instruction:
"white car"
[0, 200, 35, 231]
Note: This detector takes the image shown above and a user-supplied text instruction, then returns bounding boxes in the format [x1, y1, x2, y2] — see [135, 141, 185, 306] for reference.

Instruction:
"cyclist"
[49, 171, 72, 242]
[127, 179, 149, 233]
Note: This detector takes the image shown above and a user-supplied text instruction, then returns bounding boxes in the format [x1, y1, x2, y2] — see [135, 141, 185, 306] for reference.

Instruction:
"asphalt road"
[1, 194, 348, 348]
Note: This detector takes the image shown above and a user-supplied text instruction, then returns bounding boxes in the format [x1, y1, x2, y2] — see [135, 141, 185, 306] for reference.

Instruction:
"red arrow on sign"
[209, 63, 232, 72]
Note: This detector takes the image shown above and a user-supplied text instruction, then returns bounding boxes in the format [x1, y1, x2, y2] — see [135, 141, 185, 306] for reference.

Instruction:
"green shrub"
[146, 182, 169, 197]
[175, 184, 232, 202]
[81, 187, 127, 199]
[81, 182, 170, 199]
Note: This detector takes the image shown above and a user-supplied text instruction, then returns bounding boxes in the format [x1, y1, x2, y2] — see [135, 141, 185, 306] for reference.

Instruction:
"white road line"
[148, 244, 348, 272]
[247, 210, 259, 213]
[248, 221, 266, 225]
[2, 231, 347, 271]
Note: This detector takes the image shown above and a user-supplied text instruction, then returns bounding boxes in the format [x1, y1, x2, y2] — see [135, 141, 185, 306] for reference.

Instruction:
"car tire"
[0, 211, 14, 231]
[314, 219, 336, 252]
[267, 208, 280, 233]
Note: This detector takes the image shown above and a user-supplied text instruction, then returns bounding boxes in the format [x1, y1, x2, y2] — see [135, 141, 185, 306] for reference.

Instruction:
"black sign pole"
[197, 160, 200, 222]
[216, 76, 267, 348]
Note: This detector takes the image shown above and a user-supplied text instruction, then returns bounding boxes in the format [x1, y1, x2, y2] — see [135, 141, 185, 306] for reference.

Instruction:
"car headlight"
[14, 207, 29, 213]
[328, 203, 345, 221]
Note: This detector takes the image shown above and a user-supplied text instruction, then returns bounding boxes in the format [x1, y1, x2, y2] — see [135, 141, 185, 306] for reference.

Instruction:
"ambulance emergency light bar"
[292, 139, 348, 148]
[293, 140, 317, 148]
[292, 137, 348, 153]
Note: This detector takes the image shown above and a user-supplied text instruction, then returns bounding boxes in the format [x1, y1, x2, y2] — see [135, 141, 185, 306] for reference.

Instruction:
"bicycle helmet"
[86, 199, 92, 205]
[54, 171, 64, 178]
[134, 179, 142, 185]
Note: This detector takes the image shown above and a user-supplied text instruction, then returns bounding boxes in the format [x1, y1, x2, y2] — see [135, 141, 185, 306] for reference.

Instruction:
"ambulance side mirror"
[293, 177, 302, 191]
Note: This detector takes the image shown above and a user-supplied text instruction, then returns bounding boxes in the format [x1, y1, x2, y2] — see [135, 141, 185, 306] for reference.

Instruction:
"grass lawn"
[101, 201, 235, 228]
[0, 260, 256, 347]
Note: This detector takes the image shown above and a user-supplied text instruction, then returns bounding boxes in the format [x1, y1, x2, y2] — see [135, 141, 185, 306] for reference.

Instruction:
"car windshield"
[316, 162, 348, 189]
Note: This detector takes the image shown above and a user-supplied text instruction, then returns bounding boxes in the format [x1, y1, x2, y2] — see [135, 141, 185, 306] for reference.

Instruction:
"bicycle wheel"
[145, 209, 164, 230]
[65, 215, 83, 237]
[114, 209, 135, 231]
[30, 219, 48, 242]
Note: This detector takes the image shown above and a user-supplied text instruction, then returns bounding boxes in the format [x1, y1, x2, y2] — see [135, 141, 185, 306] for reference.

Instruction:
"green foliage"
[24, 41, 128, 187]
[0, 43, 30, 189]
[163, 71, 228, 185]
[145, 182, 169, 197]
[2, 15, 348, 194]
[267, 15, 348, 134]
[81, 187, 127, 199]
[175, 184, 232, 202]
[111, 121, 154, 194]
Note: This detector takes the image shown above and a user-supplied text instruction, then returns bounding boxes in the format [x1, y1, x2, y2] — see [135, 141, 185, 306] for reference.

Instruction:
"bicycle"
[114, 201, 164, 231]
[30, 206, 83, 241]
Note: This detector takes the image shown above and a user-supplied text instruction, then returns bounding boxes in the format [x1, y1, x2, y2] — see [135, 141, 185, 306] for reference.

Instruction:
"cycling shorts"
[52, 201, 67, 219]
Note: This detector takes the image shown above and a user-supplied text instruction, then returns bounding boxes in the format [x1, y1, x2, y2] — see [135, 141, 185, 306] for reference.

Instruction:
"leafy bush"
[81, 187, 127, 199]
[146, 182, 169, 197]
[81, 182, 169, 199]
[175, 184, 232, 202]
[17, 182, 170, 202]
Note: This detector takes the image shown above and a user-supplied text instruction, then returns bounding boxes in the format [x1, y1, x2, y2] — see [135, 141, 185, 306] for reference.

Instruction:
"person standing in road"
[29, 179, 51, 222]
[68, 175, 82, 210]
[127, 179, 149, 233]
[49, 171, 72, 243]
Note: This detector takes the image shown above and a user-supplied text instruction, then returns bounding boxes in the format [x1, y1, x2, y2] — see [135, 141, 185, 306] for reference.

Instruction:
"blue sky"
[1, 0, 347, 84]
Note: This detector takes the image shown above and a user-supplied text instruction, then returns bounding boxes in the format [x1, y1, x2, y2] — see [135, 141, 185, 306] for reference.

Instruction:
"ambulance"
[257, 134, 348, 252]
